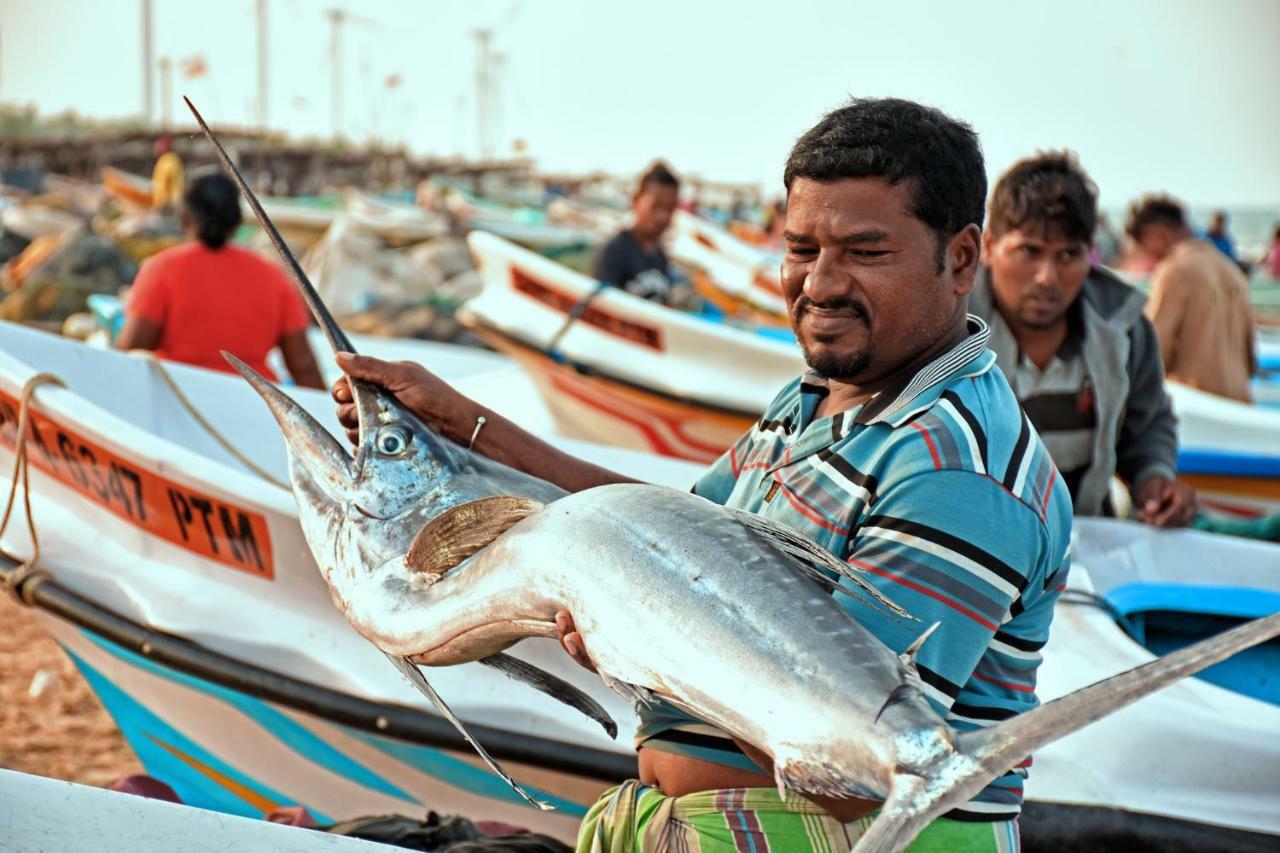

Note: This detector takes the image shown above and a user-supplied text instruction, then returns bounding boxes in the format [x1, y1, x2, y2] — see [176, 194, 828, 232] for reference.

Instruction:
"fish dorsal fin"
[724, 506, 913, 620]
[900, 622, 940, 675]
[875, 625, 939, 724]
[405, 496, 543, 576]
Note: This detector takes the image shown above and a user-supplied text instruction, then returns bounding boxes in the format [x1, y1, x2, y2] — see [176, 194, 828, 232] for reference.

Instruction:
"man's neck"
[815, 318, 970, 419]
[629, 228, 659, 252]
[995, 303, 1068, 371]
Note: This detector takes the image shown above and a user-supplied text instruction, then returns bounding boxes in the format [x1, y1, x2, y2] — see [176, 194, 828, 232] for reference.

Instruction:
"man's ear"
[950, 224, 983, 295]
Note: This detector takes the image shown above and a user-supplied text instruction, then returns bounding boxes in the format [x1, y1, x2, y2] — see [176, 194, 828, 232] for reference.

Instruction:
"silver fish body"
[394, 483, 941, 800]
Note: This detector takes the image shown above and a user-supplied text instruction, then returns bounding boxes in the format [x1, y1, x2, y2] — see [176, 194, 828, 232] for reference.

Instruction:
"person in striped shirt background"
[333, 98, 1072, 852]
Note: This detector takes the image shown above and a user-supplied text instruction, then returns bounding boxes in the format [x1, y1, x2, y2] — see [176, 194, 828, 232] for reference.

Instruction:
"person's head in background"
[983, 151, 1096, 333]
[1126, 195, 1192, 262]
[631, 161, 680, 246]
[1208, 209, 1229, 237]
[182, 170, 243, 251]
[153, 136, 173, 158]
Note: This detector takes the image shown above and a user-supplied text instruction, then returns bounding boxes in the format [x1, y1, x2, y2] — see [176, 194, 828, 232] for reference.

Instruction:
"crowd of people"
[587, 148, 1260, 533]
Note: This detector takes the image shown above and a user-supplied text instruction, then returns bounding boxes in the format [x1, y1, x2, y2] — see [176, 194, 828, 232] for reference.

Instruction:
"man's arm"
[1247, 308, 1259, 378]
[278, 328, 325, 390]
[1117, 317, 1196, 527]
[333, 353, 639, 493]
[117, 259, 165, 351]
[1116, 316, 1179, 488]
[116, 315, 162, 351]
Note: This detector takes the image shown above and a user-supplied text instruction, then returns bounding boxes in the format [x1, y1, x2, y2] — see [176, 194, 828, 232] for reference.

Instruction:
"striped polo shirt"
[638, 316, 1073, 822]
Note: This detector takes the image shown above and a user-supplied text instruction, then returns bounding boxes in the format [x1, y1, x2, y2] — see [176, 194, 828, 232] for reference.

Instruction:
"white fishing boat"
[1, 323, 1277, 851]
[668, 211, 787, 317]
[342, 192, 450, 243]
[459, 230, 800, 462]
[0, 768, 385, 853]
[101, 167, 342, 234]
[1167, 382, 1280, 515]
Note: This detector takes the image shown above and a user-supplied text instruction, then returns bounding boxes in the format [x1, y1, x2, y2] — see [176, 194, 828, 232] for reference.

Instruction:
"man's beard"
[794, 295, 872, 380]
[800, 342, 871, 380]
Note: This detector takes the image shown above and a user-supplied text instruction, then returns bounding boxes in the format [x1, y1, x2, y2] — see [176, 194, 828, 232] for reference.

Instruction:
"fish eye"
[374, 425, 412, 457]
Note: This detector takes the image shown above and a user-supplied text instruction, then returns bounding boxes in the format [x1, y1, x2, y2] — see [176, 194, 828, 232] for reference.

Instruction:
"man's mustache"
[795, 296, 869, 320]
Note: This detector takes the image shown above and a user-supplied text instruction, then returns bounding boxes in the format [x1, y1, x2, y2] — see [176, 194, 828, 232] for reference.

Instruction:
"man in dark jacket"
[971, 151, 1196, 526]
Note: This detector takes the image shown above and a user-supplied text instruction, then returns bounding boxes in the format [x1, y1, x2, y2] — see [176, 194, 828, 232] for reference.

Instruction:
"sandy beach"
[0, 593, 141, 787]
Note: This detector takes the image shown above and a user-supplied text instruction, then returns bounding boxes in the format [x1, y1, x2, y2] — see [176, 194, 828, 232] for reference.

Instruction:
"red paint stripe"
[849, 558, 999, 631]
[546, 371, 725, 461]
[730, 444, 740, 477]
[971, 671, 1036, 693]
[910, 421, 942, 469]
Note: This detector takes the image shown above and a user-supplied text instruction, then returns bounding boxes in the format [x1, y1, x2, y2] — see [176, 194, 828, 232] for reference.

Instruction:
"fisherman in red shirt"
[117, 170, 324, 389]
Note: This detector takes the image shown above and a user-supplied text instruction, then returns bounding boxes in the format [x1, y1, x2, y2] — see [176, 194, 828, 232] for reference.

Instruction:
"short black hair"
[637, 161, 679, 194]
[783, 98, 986, 269]
[988, 151, 1097, 245]
[1125, 194, 1186, 239]
[184, 169, 243, 250]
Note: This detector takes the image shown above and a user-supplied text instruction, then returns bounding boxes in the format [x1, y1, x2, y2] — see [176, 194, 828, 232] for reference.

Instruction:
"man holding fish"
[332, 98, 1070, 851]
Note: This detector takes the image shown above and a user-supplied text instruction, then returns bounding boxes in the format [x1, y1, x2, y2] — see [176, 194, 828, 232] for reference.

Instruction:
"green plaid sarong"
[576, 782, 1020, 853]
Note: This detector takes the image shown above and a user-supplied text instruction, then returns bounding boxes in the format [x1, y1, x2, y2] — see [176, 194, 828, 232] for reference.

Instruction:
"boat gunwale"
[0, 329, 301, 518]
[0, 550, 638, 783]
[459, 317, 763, 420]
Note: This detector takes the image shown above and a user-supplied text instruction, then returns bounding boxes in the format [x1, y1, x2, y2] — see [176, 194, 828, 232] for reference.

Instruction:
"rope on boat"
[0, 373, 66, 605]
[132, 351, 290, 490]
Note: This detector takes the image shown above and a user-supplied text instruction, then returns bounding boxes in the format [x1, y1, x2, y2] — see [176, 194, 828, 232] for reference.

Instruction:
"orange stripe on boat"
[144, 733, 281, 814]
[1179, 473, 1280, 500]
[510, 267, 664, 351]
[0, 388, 275, 579]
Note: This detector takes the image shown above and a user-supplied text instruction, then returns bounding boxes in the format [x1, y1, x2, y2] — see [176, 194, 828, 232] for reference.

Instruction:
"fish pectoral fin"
[383, 652, 554, 812]
[873, 683, 918, 724]
[405, 496, 544, 576]
[597, 670, 659, 710]
[480, 653, 618, 739]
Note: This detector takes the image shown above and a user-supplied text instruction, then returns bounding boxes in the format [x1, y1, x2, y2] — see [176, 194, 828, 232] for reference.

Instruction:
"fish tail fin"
[956, 612, 1280, 794]
[847, 777, 933, 853]
[852, 611, 1280, 852]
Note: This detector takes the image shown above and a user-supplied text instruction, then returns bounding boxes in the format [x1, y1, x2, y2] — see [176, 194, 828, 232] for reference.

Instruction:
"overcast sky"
[2, 0, 1278, 208]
